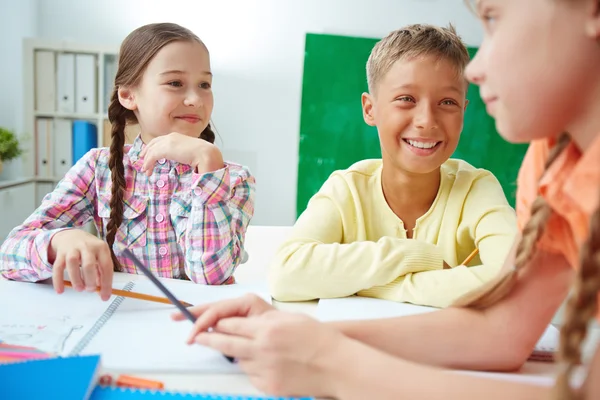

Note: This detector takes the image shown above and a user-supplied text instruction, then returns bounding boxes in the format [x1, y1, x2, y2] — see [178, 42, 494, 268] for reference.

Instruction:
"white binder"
[34, 51, 56, 112]
[53, 119, 73, 178]
[103, 55, 118, 114]
[75, 54, 96, 114]
[56, 53, 75, 113]
[36, 119, 53, 178]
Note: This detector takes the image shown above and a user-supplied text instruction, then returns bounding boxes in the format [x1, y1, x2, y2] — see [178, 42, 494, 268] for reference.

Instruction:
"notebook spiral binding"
[68, 282, 135, 356]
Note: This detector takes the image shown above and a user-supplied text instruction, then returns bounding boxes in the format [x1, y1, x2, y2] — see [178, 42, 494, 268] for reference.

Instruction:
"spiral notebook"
[316, 296, 560, 362]
[0, 279, 270, 373]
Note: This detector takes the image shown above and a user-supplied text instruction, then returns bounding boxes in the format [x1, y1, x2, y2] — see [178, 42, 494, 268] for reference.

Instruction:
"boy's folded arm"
[358, 264, 502, 307]
[358, 171, 518, 307]
[0, 151, 98, 282]
[268, 194, 446, 302]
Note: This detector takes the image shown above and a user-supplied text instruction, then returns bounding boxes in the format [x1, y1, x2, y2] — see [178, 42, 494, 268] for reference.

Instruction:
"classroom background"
[0, 0, 528, 241]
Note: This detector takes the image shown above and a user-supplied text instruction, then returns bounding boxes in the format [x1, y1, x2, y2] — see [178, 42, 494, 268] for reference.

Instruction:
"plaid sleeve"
[183, 163, 256, 284]
[0, 150, 99, 282]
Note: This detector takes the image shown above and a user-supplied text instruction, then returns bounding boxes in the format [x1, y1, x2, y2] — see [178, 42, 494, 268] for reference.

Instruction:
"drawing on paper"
[0, 317, 83, 354]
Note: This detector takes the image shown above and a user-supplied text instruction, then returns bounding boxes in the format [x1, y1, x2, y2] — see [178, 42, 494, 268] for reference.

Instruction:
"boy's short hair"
[366, 23, 470, 93]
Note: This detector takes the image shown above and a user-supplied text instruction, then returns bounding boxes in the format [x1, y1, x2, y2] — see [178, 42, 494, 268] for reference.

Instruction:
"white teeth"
[406, 139, 438, 149]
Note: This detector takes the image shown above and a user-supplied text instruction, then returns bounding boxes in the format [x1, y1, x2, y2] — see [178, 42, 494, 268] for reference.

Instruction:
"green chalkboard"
[296, 33, 529, 217]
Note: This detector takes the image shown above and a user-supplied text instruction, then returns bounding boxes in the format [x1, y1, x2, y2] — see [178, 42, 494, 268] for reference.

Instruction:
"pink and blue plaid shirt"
[0, 135, 255, 284]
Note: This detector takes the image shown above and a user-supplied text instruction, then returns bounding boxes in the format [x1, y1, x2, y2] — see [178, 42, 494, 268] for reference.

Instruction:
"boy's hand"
[139, 132, 224, 176]
[49, 229, 114, 301]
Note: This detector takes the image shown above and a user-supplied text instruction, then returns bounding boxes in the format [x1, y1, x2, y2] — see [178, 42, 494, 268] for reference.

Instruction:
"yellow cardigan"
[269, 159, 518, 307]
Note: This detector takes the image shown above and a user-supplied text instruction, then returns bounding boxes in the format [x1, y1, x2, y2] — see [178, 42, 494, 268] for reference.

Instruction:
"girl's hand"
[48, 229, 114, 301]
[139, 132, 224, 176]
[192, 310, 349, 398]
[171, 294, 275, 343]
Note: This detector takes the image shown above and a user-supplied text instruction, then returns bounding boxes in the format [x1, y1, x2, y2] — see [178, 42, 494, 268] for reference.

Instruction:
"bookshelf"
[0, 38, 137, 241]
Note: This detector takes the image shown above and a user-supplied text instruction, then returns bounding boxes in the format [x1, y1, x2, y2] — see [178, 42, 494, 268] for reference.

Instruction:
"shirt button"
[159, 247, 168, 256]
[158, 158, 166, 165]
[155, 214, 164, 223]
[156, 179, 165, 188]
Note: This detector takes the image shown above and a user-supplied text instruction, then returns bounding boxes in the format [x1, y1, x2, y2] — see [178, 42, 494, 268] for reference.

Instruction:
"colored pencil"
[63, 281, 194, 308]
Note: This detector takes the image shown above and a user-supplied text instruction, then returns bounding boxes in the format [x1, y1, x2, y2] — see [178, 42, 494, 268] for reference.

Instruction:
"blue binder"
[73, 120, 98, 163]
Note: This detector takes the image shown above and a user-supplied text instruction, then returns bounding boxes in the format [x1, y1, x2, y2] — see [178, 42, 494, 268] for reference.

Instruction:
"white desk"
[105, 273, 599, 397]
[2, 225, 599, 397]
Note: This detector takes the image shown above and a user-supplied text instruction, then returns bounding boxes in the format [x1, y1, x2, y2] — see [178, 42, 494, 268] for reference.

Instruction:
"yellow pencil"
[460, 248, 479, 266]
[64, 281, 194, 307]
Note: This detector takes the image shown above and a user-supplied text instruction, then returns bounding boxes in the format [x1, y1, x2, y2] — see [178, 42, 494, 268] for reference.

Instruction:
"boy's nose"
[414, 105, 438, 131]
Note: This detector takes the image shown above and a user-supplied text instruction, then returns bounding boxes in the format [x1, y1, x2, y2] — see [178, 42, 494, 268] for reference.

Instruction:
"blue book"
[0, 354, 101, 400]
[90, 387, 313, 400]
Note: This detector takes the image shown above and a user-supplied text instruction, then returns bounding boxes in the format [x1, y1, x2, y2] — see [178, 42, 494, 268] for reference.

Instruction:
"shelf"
[35, 111, 102, 120]
[35, 176, 62, 183]
[0, 177, 35, 190]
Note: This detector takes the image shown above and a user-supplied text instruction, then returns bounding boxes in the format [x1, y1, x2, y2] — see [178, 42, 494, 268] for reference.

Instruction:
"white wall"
[35, 0, 483, 226]
[0, 0, 37, 179]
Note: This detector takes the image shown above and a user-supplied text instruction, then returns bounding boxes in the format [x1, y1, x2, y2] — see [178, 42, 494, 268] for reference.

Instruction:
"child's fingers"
[65, 249, 84, 291]
[52, 253, 66, 294]
[194, 331, 253, 360]
[96, 245, 114, 301]
[171, 302, 210, 321]
[185, 299, 253, 344]
[80, 248, 98, 292]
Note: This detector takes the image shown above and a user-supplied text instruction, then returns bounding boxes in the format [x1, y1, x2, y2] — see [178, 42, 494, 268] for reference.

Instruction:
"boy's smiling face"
[362, 55, 467, 175]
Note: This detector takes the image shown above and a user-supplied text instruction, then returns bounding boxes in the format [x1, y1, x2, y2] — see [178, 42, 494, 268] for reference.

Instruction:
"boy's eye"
[441, 99, 458, 106]
[396, 96, 415, 103]
[167, 81, 183, 87]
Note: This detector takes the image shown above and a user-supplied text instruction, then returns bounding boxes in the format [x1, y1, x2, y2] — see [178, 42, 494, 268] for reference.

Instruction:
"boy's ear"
[585, 0, 600, 39]
[361, 92, 376, 127]
[118, 86, 137, 111]
[464, 99, 469, 111]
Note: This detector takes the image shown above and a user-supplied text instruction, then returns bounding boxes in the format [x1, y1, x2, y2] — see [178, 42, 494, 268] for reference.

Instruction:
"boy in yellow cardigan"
[269, 24, 518, 307]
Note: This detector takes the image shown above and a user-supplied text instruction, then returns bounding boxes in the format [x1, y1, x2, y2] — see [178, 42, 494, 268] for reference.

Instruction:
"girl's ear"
[118, 86, 137, 111]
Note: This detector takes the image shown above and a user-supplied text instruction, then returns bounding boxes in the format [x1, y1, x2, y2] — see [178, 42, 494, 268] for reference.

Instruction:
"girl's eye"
[168, 81, 183, 87]
[481, 12, 497, 31]
[200, 82, 212, 89]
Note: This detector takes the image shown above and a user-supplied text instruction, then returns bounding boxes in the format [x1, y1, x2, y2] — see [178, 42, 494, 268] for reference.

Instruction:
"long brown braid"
[106, 89, 129, 271]
[105, 23, 214, 271]
[553, 199, 600, 399]
[453, 134, 571, 308]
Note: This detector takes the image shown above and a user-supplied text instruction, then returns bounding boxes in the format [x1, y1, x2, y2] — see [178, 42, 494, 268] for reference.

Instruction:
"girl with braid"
[172, 1, 600, 399]
[0, 23, 255, 301]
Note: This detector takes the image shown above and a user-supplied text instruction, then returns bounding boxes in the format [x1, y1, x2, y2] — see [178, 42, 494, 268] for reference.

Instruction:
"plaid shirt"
[0, 135, 255, 284]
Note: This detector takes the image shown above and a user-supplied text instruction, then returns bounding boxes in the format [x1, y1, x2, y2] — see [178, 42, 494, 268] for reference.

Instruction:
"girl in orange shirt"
[173, 0, 600, 398]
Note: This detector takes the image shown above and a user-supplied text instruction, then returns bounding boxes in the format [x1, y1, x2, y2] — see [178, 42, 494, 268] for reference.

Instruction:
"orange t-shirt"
[516, 135, 600, 317]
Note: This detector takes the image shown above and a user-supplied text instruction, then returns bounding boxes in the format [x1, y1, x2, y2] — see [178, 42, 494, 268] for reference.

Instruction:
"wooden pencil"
[460, 248, 480, 266]
[63, 281, 194, 307]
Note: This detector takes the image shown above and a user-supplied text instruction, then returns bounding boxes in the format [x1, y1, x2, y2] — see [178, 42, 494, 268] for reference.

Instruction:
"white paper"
[316, 296, 438, 321]
[80, 280, 271, 373]
[0, 279, 126, 355]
